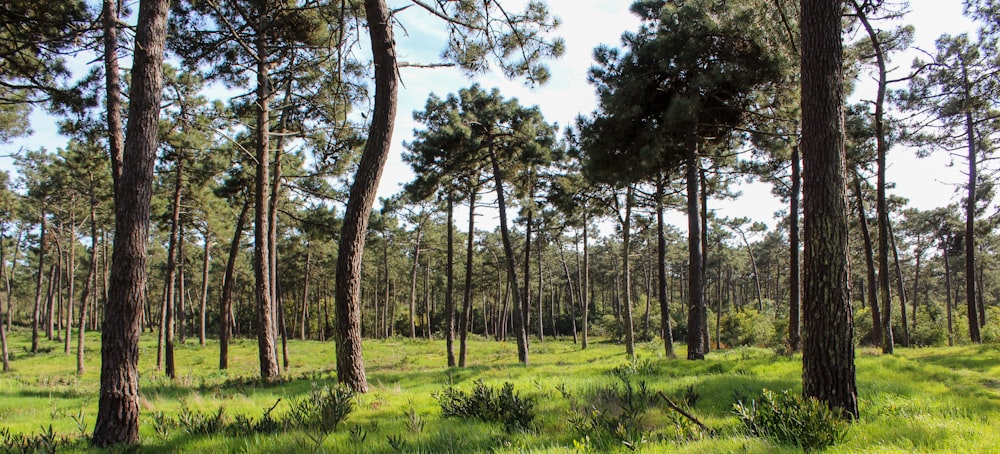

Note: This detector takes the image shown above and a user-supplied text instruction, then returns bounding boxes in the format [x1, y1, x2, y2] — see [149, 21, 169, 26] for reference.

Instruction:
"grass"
[0, 327, 998, 452]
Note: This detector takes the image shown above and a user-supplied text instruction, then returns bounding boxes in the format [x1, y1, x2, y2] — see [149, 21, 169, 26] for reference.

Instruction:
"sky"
[7, 0, 980, 237]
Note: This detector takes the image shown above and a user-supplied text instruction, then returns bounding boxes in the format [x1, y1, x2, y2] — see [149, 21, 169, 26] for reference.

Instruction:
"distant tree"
[896, 32, 998, 344]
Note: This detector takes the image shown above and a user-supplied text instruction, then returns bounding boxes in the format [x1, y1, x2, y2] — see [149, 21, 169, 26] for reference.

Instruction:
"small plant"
[611, 357, 655, 380]
[70, 408, 88, 438]
[681, 384, 700, 408]
[287, 383, 355, 433]
[386, 433, 408, 451]
[734, 389, 848, 451]
[176, 400, 227, 436]
[348, 424, 367, 444]
[405, 405, 425, 434]
[436, 380, 535, 432]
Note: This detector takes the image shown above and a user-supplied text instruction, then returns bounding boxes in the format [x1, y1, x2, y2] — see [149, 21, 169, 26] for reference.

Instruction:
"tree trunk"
[65, 216, 76, 355]
[253, 8, 279, 380]
[300, 247, 311, 341]
[333, 0, 398, 392]
[93, 0, 171, 445]
[490, 146, 528, 364]
[962, 74, 980, 343]
[622, 185, 636, 357]
[853, 175, 882, 346]
[445, 196, 456, 367]
[888, 220, 909, 347]
[220, 199, 250, 369]
[0, 222, 10, 371]
[163, 157, 184, 379]
[199, 230, 210, 346]
[523, 206, 533, 341]
[943, 243, 954, 346]
[800, 0, 858, 419]
[656, 178, 675, 357]
[31, 215, 47, 353]
[459, 187, 476, 367]
[78, 181, 99, 375]
[789, 144, 801, 351]
[582, 213, 590, 349]
[407, 221, 424, 340]
[685, 126, 706, 360]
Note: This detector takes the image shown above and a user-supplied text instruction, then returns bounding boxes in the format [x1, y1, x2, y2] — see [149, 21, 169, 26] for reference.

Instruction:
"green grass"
[1, 328, 998, 452]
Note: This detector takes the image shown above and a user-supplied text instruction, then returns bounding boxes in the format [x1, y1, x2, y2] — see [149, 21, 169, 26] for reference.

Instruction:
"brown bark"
[888, 220, 909, 346]
[163, 157, 184, 379]
[459, 188, 476, 367]
[199, 230, 210, 346]
[445, 197, 456, 367]
[92, 0, 171, 445]
[490, 146, 528, 364]
[799, 0, 858, 419]
[220, 199, 250, 369]
[853, 175, 882, 346]
[333, 0, 398, 392]
[789, 145, 801, 351]
[656, 178, 675, 358]
[77, 180, 99, 375]
[622, 185, 636, 357]
[253, 7, 279, 380]
[685, 127, 706, 360]
[31, 215, 47, 353]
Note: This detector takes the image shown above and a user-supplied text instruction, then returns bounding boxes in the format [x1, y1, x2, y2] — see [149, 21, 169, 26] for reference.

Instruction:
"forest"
[0, 0, 999, 451]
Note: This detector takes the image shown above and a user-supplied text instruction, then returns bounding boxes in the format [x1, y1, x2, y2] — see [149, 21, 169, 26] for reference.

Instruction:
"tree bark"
[888, 220, 909, 346]
[656, 178, 675, 358]
[800, 0, 858, 419]
[622, 185, 636, 357]
[253, 4, 279, 380]
[445, 196, 456, 367]
[685, 127, 706, 360]
[163, 157, 184, 379]
[93, 0, 171, 445]
[333, 0, 398, 392]
[582, 213, 590, 349]
[789, 144, 801, 351]
[490, 146, 528, 364]
[78, 180, 99, 375]
[459, 187, 476, 367]
[220, 199, 250, 369]
[199, 229, 210, 346]
[853, 175, 882, 346]
[31, 214, 47, 353]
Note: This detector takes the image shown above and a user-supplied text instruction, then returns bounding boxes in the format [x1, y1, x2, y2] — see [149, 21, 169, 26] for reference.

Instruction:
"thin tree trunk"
[162, 157, 184, 379]
[656, 178, 675, 357]
[445, 197, 456, 367]
[407, 222, 424, 340]
[944, 244, 954, 346]
[220, 199, 250, 369]
[582, 213, 590, 349]
[490, 145, 528, 364]
[459, 188, 476, 367]
[199, 230, 210, 346]
[888, 220, 909, 346]
[789, 144, 801, 351]
[685, 127, 706, 360]
[300, 247, 311, 341]
[853, 175, 882, 346]
[622, 185, 636, 357]
[78, 180, 99, 375]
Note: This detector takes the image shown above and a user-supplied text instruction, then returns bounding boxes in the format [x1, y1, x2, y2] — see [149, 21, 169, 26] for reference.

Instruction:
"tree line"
[0, 0, 997, 447]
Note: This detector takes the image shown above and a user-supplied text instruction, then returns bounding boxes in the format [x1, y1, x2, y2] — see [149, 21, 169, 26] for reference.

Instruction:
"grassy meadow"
[0, 328, 998, 452]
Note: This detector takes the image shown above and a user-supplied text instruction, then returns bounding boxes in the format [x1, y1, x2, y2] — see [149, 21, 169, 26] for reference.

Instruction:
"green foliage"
[719, 309, 774, 348]
[980, 307, 1000, 344]
[435, 379, 535, 432]
[0, 425, 65, 454]
[286, 383, 355, 434]
[734, 389, 848, 451]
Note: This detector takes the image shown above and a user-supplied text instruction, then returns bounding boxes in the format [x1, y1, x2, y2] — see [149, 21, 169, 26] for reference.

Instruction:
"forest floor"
[0, 328, 997, 452]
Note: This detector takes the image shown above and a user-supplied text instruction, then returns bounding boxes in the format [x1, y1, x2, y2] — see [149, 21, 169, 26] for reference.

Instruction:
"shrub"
[287, 383, 355, 433]
[733, 389, 848, 451]
[719, 309, 773, 348]
[436, 380, 535, 432]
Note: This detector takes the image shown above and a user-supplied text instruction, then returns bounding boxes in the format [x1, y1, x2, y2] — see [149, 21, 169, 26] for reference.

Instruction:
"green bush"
[287, 383, 356, 433]
[733, 389, 848, 451]
[719, 309, 773, 347]
[436, 380, 535, 432]
[980, 307, 1000, 344]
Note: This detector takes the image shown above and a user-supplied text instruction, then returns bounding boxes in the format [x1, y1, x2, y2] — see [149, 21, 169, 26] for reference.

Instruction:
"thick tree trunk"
[685, 127, 706, 360]
[333, 0, 398, 392]
[800, 0, 858, 419]
[459, 188, 476, 367]
[93, 0, 170, 445]
[220, 199, 250, 369]
[789, 145, 801, 351]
